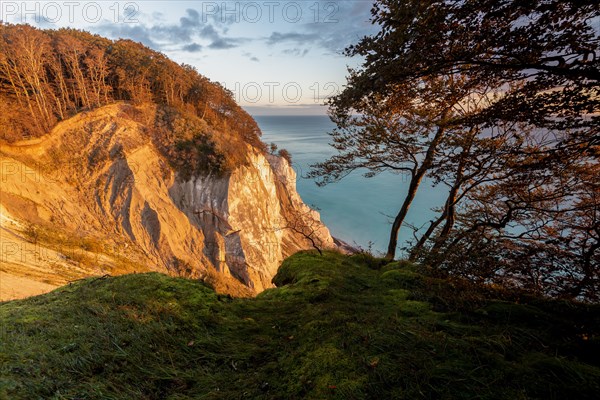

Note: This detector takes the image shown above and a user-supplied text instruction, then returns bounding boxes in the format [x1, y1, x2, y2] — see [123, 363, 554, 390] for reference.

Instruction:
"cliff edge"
[0, 104, 334, 299]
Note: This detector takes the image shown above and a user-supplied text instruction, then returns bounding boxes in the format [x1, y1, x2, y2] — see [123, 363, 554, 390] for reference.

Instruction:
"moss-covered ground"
[1, 251, 599, 399]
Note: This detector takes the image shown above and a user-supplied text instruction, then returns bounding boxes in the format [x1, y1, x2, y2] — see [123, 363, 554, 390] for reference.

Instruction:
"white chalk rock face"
[0, 104, 334, 299]
[172, 149, 334, 292]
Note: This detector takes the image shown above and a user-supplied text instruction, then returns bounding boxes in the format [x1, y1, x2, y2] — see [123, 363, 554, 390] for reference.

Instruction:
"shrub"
[278, 148, 292, 164]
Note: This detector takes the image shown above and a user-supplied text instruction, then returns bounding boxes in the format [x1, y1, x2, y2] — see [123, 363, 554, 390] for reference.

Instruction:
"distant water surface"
[254, 115, 447, 256]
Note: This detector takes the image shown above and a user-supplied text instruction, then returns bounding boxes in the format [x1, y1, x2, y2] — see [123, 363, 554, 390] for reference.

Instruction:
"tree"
[434, 153, 599, 300]
[0, 24, 56, 132]
[311, 0, 599, 299]
[108, 39, 154, 103]
[278, 148, 292, 164]
[0, 23, 263, 155]
[85, 46, 111, 107]
[275, 207, 329, 256]
[310, 43, 496, 260]
[357, 0, 598, 152]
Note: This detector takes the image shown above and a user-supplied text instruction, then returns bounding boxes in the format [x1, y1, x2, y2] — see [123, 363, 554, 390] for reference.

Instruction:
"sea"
[254, 115, 448, 256]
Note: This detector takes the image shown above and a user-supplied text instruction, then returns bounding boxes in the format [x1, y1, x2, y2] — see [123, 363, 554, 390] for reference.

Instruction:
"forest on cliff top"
[0, 23, 264, 174]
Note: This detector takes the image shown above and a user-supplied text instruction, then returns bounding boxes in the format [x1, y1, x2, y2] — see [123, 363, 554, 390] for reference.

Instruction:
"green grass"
[1, 251, 599, 399]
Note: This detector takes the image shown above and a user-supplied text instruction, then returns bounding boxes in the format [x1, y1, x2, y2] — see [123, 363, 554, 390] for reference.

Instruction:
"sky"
[0, 0, 378, 115]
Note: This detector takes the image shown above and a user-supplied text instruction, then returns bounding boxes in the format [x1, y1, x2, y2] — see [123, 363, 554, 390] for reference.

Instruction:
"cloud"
[282, 48, 310, 57]
[302, 1, 377, 54]
[92, 8, 248, 53]
[209, 38, 243, 49]
[263, 2, 377, 55]
[182, 43, 202, 52]
[92, 24, 159, 48]
[151, 12, 166, 22]
[199, 25, 220, 41]
[180, 8, 200, 27]
[242, 52, 260, 62]
[266, 32, 319, 45]
[31, 14, 57, 28]
[85, 2, 377, 59]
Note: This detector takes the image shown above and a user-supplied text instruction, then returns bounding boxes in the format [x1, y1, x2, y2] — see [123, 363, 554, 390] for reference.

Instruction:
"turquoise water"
[254, 115, 447, 256]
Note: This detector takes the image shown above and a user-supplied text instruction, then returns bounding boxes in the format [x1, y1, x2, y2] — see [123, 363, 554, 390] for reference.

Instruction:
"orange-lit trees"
[0, 23, 262, 152]
[0, 24, 56, 132]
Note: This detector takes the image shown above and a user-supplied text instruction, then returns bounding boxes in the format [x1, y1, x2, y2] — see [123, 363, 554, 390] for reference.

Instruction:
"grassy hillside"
[1, 252, 599, 399]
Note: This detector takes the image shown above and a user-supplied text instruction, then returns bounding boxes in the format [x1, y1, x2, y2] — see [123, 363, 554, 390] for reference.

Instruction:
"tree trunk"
[409, 132, 474, 261]
[431, 136, 472, 252]
[385, 125, 446, 260]
[385, 173, 423, 259]
[409, 212, 446, 261]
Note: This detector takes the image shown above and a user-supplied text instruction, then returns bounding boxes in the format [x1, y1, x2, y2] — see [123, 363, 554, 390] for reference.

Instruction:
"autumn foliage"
[0, 23, 262, 156]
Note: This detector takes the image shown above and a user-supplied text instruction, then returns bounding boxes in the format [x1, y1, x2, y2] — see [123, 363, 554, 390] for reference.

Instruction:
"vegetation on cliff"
[1, 251, 598, 399]
[0, 23, 263, 174]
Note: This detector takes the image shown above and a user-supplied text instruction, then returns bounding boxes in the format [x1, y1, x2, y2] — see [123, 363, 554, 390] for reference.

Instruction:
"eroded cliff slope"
[0, 104, 334, 299]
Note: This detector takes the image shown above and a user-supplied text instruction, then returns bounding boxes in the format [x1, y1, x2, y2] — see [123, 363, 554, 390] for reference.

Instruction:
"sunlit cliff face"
[0, 104, 334, 300]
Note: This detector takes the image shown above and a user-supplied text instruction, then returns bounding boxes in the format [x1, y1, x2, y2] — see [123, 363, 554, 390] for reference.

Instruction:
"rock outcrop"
[0, 104, 334, 299]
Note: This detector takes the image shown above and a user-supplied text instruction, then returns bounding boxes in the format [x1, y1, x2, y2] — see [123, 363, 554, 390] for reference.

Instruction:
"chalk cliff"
[0, 104, 334, 299]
